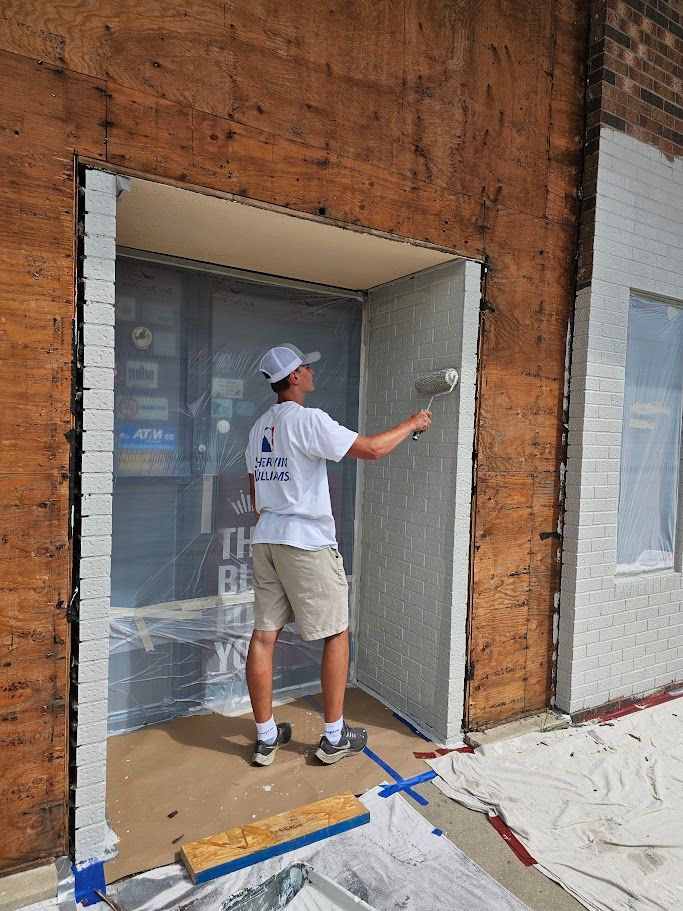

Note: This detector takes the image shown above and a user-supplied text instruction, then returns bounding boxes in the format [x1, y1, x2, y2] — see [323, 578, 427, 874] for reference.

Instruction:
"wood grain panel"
[466, 187, 577, 727]
[401, 0, 555, 219]
[225, 0, 404, 170]
[0, 2, 230, 115]
[0, 52, 106, 159]
[0, 50, 102, 872]
[0, 619, 67, 664]
[269, 135, 484, 251]
[467, 473, 533, 725]
[0, 702, 67, 870]
[0, 0, 590, 868]
[106, 80, 485, 253]
[0, 658, 63, 711]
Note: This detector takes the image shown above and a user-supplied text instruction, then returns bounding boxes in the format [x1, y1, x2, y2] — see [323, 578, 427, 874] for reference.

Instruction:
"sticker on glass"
[132, 325, 153, 349]
[126, 361, 158, 389]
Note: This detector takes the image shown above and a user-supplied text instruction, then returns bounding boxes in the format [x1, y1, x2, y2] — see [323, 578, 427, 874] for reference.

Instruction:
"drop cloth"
[428, 700, 683, 911]
[220, 863, 377, 911]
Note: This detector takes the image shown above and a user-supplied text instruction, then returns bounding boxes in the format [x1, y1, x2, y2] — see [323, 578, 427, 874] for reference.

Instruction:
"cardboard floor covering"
[106, 688, 434, 883]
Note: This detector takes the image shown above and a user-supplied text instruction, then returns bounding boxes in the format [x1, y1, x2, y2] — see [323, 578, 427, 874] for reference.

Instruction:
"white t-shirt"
[245, 402, 358, 550]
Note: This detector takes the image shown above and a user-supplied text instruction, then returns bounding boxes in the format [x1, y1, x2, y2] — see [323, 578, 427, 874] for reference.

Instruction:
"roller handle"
[412, 397, 434, 440]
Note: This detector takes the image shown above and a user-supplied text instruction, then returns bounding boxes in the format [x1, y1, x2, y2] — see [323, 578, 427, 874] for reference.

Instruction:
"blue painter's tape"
[432, 828, 443, 836]
[403, 786, 429, 807]
[362, 745, 401, 782]
[378, 769, 438, 799]
[72, 859, 106, 905]
[362, 747, 429, 806]
[192, 811, 371, 884]
[392, 712, 430, 742]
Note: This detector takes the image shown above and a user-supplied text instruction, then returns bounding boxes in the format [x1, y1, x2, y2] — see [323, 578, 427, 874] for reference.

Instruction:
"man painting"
[245, 344, 431, 765]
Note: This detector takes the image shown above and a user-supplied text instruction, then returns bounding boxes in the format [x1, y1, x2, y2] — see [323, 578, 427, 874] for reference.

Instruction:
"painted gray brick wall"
[74, 168, 120, 862]
[558, 129, 683, 714]
[357, 260, 480, 745]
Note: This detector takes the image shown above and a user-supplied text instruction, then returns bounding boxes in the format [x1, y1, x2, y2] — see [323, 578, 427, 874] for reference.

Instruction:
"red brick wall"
[590, 0, 682, 157]
[578, 0, 681, 288]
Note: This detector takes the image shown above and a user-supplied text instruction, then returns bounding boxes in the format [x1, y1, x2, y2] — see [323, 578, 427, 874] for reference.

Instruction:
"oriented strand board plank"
[181, 793, 370, 884]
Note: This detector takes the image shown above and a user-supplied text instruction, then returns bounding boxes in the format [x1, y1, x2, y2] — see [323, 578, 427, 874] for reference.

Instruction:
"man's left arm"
[248, 473, 259, 519]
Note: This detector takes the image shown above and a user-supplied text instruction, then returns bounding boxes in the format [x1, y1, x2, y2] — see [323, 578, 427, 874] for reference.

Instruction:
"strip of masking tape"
[113, 592, 258, 652]
[111, 591, 256, 621]
[134, 613, 155, 653]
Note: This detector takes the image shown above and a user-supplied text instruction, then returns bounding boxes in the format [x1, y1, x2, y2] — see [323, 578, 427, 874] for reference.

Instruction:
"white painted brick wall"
[357, 259, 480, 745]
[74, 168, 118, 863]
[558, 129, 683, 714]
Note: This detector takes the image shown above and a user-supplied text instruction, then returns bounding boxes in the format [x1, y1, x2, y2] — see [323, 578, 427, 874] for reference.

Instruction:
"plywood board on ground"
[181, 793, 369, 884]
[105, 687, 432, 882]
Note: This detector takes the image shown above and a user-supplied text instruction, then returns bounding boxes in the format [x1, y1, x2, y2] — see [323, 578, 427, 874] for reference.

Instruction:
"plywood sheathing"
[0, 0, 589, 869]
[0, 53, 106, 871]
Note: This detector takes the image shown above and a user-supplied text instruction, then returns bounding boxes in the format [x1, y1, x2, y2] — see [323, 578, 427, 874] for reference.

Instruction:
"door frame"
[72, 164, 470, 867]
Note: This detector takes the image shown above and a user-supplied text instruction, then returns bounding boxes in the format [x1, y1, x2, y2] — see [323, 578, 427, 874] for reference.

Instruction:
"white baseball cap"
[258, 343, 321, 383]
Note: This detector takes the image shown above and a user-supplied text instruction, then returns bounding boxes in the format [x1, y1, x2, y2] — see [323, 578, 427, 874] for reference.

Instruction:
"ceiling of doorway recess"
[116, 177, 459, 291]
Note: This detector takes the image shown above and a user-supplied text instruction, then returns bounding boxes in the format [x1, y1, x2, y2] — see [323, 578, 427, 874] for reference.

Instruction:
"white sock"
[256, 716, 278, 745]
[324, 716, 344, 746]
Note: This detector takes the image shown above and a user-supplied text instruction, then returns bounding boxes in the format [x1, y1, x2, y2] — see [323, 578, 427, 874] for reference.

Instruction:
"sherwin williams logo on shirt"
[254, 453, 290, 482]
[261, 427, 275, 453]
[255, 425, 289, 480]
[254, 457, 289, 481]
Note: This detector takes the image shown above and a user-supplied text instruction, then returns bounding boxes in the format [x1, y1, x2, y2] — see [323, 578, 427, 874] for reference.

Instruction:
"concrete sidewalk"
[412, 781, 584, 911]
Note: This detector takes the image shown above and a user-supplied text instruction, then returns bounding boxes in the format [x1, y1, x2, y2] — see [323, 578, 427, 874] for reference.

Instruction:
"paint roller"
[412, 368, 459, 440]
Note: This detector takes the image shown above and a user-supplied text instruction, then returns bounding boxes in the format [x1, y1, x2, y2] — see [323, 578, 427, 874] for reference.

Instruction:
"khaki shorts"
[252, 543, 349, 642]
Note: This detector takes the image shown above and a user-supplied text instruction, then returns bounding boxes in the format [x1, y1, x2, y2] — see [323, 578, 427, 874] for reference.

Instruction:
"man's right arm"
[346, 410, 431, 461]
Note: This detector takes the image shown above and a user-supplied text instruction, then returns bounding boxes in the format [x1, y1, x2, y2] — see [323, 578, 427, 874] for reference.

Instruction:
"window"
[617, 294, 683, 573]
[108, 254, 363, 732]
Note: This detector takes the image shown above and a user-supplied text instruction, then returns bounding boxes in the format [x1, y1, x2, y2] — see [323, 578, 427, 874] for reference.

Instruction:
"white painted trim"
[75, 167, 120, 864]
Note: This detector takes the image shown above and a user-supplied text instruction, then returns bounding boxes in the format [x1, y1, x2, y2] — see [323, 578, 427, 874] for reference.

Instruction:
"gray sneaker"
[252, 722, 292, 766]
[315, 723, 368, 764]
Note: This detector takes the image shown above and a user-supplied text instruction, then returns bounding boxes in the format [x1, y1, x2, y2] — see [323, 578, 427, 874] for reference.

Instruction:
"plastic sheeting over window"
[109, 255, 362, 734]
[617, 294, 683, 574]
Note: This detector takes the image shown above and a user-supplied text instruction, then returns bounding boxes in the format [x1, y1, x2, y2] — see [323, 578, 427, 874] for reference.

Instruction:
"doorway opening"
[75, 168, 479, 876]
